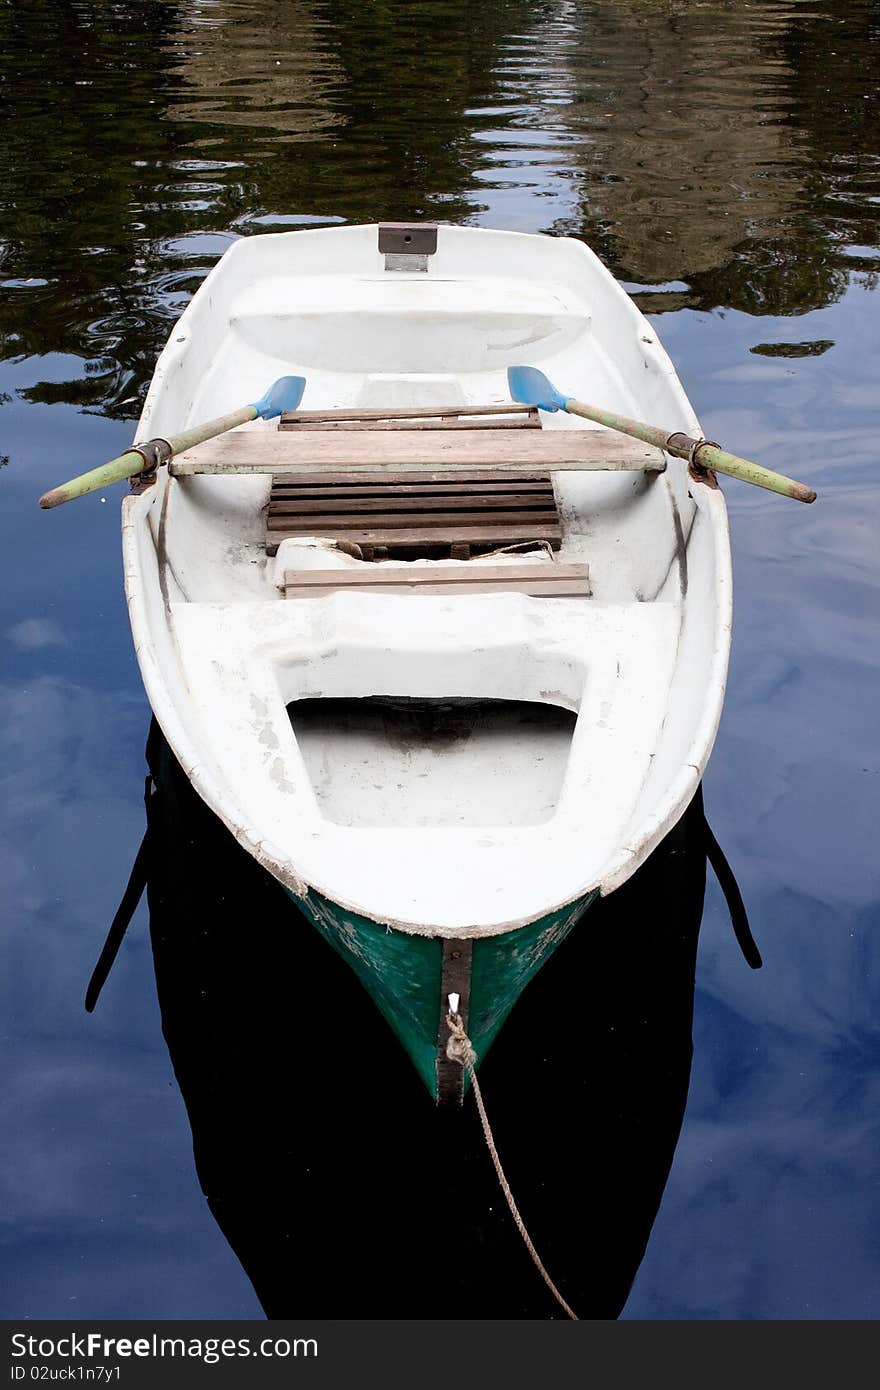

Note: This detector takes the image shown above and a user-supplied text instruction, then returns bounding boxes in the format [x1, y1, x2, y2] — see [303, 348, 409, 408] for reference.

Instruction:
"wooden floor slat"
[270, 481, 554, 498]
[270, 472, 553, 491]
[267, 509, 561, 532]
[268, 495, 558, 517]
[267, 522, 561, 556]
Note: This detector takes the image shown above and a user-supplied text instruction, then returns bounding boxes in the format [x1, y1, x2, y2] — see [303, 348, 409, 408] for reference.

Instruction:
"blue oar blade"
[252, 375, 307, 420]
[507, 365, 568, 413]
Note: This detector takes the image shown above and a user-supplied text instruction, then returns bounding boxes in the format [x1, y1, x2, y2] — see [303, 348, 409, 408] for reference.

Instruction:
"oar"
[508, 366, 816, 504]
[38, 375, 306, 509]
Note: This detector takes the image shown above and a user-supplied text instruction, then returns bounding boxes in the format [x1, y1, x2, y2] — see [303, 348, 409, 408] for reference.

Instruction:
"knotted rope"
[446, 1010, 578, 1320]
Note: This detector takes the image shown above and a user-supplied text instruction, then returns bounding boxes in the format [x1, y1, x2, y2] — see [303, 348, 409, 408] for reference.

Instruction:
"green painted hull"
[288, 885, 599, 1099]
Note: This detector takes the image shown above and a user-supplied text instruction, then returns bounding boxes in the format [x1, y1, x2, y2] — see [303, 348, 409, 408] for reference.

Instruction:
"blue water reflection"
[0, 678, 260, 1317]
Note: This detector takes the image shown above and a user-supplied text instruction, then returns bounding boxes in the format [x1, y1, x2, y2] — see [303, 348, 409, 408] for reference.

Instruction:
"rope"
[446, 1010, 578, 1320]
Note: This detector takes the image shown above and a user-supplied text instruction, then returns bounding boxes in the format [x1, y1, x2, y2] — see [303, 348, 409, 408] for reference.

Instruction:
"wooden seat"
[170, 418, 665, 478]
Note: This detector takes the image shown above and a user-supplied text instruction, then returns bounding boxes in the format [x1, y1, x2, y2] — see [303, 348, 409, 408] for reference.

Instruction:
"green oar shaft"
[564, 397, 816, 504]
[38, 404, 257, 509]
[163, 405, 256, 455]
[38, 448, 155, 510]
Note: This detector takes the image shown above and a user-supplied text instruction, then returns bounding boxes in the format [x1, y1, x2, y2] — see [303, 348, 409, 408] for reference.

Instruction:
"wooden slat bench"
[266, 471, 562, 558]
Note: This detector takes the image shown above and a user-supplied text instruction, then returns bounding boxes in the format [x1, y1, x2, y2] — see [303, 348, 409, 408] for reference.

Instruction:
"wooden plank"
[267, 509, 561, 532]
[267, 522, 562, 554]
[270, 473, 553, 490]
[284, 578, 589, 597]
[171, 429, 665, 475]
[271, 477, 553, 491]
[271, 484, 555, 502]
[282, 563, 589, 588]
[268, 494, 558, 517]
[279, 415, 542, 431]
[280, 404, 537, 424]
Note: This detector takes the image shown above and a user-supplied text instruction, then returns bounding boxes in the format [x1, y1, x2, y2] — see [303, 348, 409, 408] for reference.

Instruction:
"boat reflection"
[132, 716, 723, 1318]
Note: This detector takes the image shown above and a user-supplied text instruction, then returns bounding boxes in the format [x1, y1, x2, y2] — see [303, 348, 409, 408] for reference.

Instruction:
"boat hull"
[292, 885, 599, 1100]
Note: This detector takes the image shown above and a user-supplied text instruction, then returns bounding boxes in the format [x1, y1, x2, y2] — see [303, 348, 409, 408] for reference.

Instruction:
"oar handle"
[667, 433, 816, 505]
[39, 447, 160, 510]
[565, 398, 816, 504]
[38, 405, 257, 509]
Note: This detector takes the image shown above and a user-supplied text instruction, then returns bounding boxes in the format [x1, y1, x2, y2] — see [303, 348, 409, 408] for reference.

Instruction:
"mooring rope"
[445, 1010, 578, 1320]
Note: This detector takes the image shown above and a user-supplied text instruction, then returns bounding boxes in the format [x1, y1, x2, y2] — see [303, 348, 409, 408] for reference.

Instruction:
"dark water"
[2, 0, 879, 1320]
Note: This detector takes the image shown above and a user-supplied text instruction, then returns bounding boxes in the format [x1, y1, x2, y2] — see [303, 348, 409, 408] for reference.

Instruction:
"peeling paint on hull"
[291, 885, 600, 1098]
